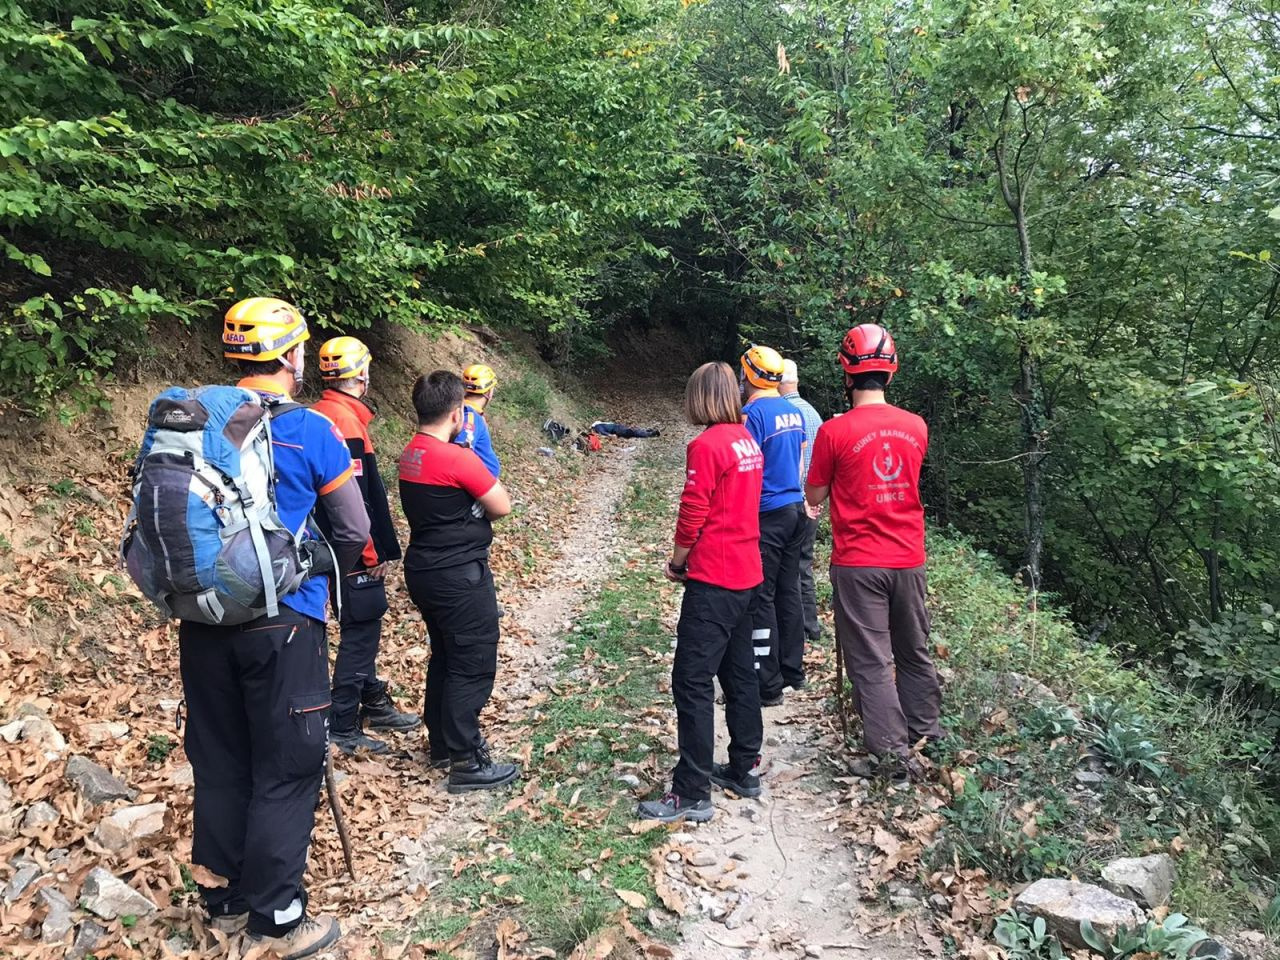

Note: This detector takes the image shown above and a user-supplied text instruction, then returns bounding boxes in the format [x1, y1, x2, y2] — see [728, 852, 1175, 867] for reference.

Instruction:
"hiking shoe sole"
[635, 803, 714, 824]
[447, 768, 519, 794]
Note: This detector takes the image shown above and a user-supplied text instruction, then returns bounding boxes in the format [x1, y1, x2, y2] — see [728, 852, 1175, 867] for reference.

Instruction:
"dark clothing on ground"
[590, 421, 659, 439]
[752, 502, 808, 699]
[797, 513, 821, 640]
[671, 581, 762, 802]
[399, 433, 497, 572]
[830, 564, 941, 757]
[179, 610, 329, 937]
[405, 560, 500, 755]
[329, 571, 390, 733]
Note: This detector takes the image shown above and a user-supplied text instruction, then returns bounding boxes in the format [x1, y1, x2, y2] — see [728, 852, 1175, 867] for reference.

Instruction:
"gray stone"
[39, 887, 74, 944]
[615, 774, 642, 789]
[69, 918, 108, 958]
[169, 763, 194, 788]
[1100, 854, 1176, 908]
[66, 756, 136, 805]
[0, 712, 67, 756]
[999, 672, 1058, 703]
[1074, 769, 1106, 787]
[725, 893, 752, 930]
[4, 860, 41, 903]
[22, 801, 60, 831]
[890, 894, 922, 911]
[1015, 879, 1145, 948]
[93, 802, 167, 852]
[79, 867, 157, 920]
[688, 850, 718, 867]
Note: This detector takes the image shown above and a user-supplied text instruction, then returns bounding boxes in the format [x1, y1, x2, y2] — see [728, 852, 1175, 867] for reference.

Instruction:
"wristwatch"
[668, 560, 688, 575]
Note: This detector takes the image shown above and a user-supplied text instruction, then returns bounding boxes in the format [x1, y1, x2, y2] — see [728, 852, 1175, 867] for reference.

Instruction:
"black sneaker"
[331, 729, 390, 756]
[761, 691, 785, 707]
[636, 793, 713, 823]
[785, 677, 807, 691]
[709, 762, 762, 798]
[360, 689, 422, 733]
[447, 745, 519, 794]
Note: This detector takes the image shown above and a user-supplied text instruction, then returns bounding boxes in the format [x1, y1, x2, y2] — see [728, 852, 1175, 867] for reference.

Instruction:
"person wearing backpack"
[453, 363, 501, 477]
[804, 324, 940, 787]
[399, 370, 519, 793]
[162, 299, 368, 958]
[739, 345, 809, 707]
[310, 337, 419, 756]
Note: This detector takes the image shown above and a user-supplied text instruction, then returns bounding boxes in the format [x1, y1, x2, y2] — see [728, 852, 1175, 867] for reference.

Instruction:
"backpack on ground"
[121, 385, 317, 625]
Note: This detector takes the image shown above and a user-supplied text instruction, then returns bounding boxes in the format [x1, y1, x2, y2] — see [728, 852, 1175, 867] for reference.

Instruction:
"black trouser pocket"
[340, 572, 389, 624]
[285, 691, 331, 779]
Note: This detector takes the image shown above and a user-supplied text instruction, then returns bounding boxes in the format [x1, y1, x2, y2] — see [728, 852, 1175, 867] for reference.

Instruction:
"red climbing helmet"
[838, 323, 898, 378]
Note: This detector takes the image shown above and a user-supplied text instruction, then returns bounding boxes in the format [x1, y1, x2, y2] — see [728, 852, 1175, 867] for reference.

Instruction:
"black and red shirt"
[398, 433, 498, 571]
[674, 423, 764, 590]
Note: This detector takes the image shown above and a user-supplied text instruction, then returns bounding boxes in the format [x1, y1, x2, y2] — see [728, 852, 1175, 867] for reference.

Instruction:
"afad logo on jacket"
[731, 437, 764, 472]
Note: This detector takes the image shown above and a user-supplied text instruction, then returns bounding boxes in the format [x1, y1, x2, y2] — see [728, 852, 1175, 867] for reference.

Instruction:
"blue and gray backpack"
[121, 385, 316, 625]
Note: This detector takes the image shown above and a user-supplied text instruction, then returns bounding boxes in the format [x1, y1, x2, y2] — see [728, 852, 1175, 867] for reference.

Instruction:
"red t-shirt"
[674, 423, 764, 590]
[807, 404, 928, 569]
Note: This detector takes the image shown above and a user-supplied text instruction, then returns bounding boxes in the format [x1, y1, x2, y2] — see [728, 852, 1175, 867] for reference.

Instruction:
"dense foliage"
[666, 0, 1280, 763]
[3, 0, 1276, 777]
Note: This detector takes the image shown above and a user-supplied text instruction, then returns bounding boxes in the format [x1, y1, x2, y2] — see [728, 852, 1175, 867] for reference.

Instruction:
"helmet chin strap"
[281, 353, 304, 391]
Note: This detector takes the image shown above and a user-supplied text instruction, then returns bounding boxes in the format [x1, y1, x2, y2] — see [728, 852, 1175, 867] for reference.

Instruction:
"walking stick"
[324, 752, 356, 879]
[833, 635, 848, 741]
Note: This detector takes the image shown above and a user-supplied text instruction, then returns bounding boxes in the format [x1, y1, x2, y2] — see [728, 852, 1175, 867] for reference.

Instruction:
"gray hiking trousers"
[830, 565, 941, 758]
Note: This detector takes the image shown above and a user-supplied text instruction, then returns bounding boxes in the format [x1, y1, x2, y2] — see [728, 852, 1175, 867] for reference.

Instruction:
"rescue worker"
[740, 345, 808, 706]
[779, 359, 825, 644]
[805, 324, 941, 785]
[182, 298, 370, 958]
[311, 337, 419, 756]
[453, 363, 501, 477]
[399, 370, 520, 792]
[638, 362, 765, 823]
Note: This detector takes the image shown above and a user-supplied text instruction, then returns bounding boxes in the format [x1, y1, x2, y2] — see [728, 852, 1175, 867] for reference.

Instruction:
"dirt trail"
[664, 686, 926, 960]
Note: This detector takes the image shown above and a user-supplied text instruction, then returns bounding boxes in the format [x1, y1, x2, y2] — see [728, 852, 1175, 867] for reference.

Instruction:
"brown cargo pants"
[830, 565, 941, 758]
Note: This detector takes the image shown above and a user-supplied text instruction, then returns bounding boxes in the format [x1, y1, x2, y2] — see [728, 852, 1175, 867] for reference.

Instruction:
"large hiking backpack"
[121, 385, 315, 625]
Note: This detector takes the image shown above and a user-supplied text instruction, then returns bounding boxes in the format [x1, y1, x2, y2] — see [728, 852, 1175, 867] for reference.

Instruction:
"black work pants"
[405, 559, 500, 757]
[671, 580, 762, 802]
[752, 503, 808, 698]
[330, 572, 390, 735]
[797, 513, 821, 640]
[178, 609, 329, 937]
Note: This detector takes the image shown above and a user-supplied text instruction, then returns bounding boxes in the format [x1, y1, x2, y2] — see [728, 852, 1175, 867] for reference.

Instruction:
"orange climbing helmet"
[838, 324, 898, 379]
[462, 363, 497, 396]
[318, 336, 372, 383]
[739, 345, 785, 390]
[222, 298, 309, 362]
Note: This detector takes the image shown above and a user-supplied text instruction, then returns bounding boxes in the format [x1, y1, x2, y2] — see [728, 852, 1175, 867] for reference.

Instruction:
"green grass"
[411, 441, 682, 954]
[919, 532, 1280, 935]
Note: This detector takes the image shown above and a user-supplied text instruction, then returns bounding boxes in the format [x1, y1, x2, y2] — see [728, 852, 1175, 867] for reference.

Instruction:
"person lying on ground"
[637, 362, 765, 824]
[589, 420, 661, 438]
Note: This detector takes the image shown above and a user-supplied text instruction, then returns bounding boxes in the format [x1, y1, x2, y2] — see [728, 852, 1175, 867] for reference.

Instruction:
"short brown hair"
[412, 370, 464, 425]
[684, 362, 742, 426]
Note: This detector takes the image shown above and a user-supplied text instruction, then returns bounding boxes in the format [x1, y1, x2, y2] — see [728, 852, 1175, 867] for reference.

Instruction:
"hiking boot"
[636, 793, 713, 823]
[785, 676, 807, 692]
[248, 915, 340, 960]
[447, 745, 519, 794]
[761, 691, 785, 707]
[360, 689, 421, 733]
[209, 912, 248, 935]
[330, 729, 390, 756]
[848, 753, 918, 787]
[709, 762, 762, 798]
